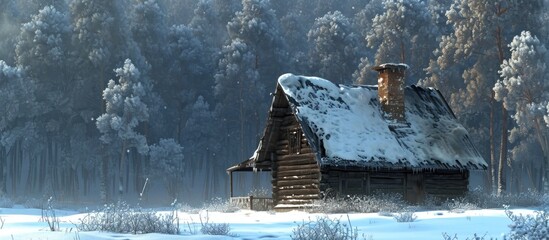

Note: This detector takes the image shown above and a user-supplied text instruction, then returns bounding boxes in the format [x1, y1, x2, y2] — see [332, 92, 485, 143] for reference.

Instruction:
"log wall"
[319, 169, 469, 203]
[271, 108, 320, 208]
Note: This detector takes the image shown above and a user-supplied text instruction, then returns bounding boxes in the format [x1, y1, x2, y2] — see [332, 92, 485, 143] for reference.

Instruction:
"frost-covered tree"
[0, 0, 20, 64]
[15, 0, 67, 22]
[353, 0, 384, 48]
[280, 12, 308, 74]
[14, 4, 77, 195]
[0, 61, 37, 196]
[494, 31, 549, 192]
[307, 11, 360, 84]
[190, 0, 239, 50]
[217, 0, 287, 164]
[71, 0, 147, 200]
[130, 0, 168, 81]
[367, 0, 436, 83]
[70, 0, 145, 113]
[182, 96, 222, 200]
[164, 24, 211, 142]
[149, 138, 184, 199]
[167, 25, 209, 96]
[422, 0, 543, 193]
[227, 0, 288, 86]
[16, 5, 69, 75]
[96, 59, 150, 197]
[214, 39, 263, 162]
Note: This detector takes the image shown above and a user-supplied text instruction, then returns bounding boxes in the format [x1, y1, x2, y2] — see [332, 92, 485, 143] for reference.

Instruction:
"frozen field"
[0, 206, 536, 239]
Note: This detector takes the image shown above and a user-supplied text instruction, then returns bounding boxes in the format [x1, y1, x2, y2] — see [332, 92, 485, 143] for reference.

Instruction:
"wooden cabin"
[227, 63, 487, 211]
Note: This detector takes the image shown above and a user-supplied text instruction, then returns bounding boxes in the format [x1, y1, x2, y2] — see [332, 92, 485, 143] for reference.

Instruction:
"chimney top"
[372, 63, 409, 73]
[373, 63, 407, 123]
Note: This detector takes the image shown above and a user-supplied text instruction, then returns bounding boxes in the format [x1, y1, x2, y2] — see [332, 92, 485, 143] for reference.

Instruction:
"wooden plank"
[281, 124, 300, 130]
[277, 199, 315, 205]
[277, 184, 319, 191]
[277, 159, 317, 166]
[277, 164, 318, 171]
[279, 173, 319, 180]
[276, 179, 320, 187]
[276, 149, 289, 155]
[299, 147, 313, 154]
[276, 188, 320, 196]
[277, 168, 320, 177]
[277, 153, 316, 160]
[277, 194, 320, 200]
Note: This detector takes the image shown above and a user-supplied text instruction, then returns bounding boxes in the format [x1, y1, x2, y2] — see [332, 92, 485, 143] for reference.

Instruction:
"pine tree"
[96, 59, 150, 197]
[130, 0, 169, 81]
[308, 11, 361, 84]
[227, 0, 288, 87]
[494, 31, 549, 192]
[422, 0, 543, 194]
[0, 61, 36, 196]
[149, 138, 184, 199]
[15, 4, 73, 196]
[367, 0, 436, 83]
[214, 39, 264, 162]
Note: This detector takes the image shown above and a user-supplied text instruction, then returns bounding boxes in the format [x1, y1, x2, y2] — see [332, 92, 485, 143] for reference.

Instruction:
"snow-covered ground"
[0, 206, 535, 239]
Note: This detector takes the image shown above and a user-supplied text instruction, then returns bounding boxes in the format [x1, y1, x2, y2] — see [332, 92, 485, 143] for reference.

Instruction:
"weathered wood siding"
[272, 108, 320, 208]
[319, 169, 469, 203]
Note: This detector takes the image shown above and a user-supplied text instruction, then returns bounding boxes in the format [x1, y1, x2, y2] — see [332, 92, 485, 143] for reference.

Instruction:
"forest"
[0, 0, 549, 206]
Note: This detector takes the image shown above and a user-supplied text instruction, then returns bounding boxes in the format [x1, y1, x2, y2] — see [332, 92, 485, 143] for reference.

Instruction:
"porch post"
[229, 171, 234, 198]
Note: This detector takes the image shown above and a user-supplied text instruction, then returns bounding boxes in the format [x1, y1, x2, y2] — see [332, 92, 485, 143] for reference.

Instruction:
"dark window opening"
[288, 128, 301, 154]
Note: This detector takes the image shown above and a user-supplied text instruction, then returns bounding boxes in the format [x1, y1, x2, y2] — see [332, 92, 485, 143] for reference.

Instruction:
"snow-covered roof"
[277, 74, 487, 170]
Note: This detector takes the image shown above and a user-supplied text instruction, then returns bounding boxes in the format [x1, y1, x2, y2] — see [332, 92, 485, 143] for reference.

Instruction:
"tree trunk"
[0, 148, 6, 195]
[544, 157, 549, 193]
[497, 107, 507, 195]
[489, 91, 496, 193]
[119, 142, 127, 198]
[100, 145, 108, 203]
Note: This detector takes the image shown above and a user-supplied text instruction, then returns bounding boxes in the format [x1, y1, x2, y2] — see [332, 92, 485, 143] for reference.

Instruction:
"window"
[288, 128, 301, 154]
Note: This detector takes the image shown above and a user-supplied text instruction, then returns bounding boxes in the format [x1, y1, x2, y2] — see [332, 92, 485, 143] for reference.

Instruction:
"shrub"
[199, 211, 231, 236]
[201, 197, 239, 213]
[0, 196, 14, 208]
[443, 198, 479, 213]
[40, 197, 60, 231]
[504, 206, 548, 240]
[291, 215, 359, 240]
[393, 211, 417, 222]
[441, 232, 489, 240]
[77, 201, 180, 235]
[464, 188, 545, 209]
[313, 193, 406, 214]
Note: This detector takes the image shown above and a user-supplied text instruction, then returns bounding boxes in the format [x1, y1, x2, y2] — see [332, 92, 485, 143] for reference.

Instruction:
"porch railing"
[230, 196, 273, 211]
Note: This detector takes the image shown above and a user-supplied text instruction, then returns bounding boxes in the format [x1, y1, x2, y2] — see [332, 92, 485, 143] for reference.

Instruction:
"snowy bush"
[464, 188, 545, 208]
[199, 211, 232, 236]
[313, 193, 405, 213]
[504, 206, 548, 240]
[0, 196, 14, 208]
[443, 197, 479, 213]
[77, 201, 180, 234]
[441, 232, 489, 240]
[393, 211, 417, 222]
[201, 197, 239, 213]
[40, 197, 59, 231]
[291, 215, 358, 240]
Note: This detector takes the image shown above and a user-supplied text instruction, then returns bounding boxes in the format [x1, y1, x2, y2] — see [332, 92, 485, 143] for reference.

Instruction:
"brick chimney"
[373, 63, 408, 122]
